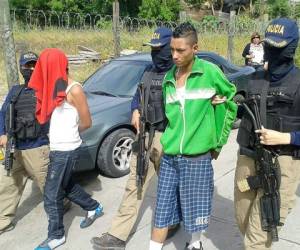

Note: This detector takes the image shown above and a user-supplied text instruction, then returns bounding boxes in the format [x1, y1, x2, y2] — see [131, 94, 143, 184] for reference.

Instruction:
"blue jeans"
[44, 149, 99, 239]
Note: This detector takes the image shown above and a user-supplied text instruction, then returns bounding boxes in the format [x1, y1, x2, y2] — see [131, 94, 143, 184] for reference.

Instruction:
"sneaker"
[184, 241, 203, 250]
[80, 204, 103, 229]
[0, 223, 15, 235]
[91, 233, 126, 250]
[34, 236, 66, 250]
[167, 223, 180, 239]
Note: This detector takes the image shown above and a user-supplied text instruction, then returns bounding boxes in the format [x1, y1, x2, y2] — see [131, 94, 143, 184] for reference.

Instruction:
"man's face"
[170, 37, 198, 68]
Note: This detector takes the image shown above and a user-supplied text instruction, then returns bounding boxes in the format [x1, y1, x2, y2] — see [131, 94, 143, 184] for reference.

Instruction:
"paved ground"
[0, 130, 299, 250]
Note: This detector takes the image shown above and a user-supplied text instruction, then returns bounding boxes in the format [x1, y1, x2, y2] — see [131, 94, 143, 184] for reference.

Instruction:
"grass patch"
[1, 28, 299, 96]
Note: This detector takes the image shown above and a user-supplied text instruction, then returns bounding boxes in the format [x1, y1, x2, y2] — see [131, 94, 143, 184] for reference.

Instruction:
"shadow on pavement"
[166, 187, 243, 250]
[127, 175, 156, 243]
[206, 187, 243, 250]
[16, 168, 102, 230]
[16, 181, 43, 223]
[127, 175, 188, 250]
[64, 169, 103, 235]
[74, 169, 103, 194]
[126, 182, 243, 250]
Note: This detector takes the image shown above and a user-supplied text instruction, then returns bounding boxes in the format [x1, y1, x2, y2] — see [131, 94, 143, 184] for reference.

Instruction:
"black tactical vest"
[237, 68, 300, 157]
[6, 86, 43, 140]
[142, 69, 166, 132]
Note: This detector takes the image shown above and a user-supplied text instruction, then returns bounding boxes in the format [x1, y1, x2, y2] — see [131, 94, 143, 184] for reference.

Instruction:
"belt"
[173, 152, 211, 159]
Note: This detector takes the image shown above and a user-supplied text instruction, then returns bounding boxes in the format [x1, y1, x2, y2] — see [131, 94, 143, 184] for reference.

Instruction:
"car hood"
[227, 66, 255, 82]
[86, 92, 131, 112]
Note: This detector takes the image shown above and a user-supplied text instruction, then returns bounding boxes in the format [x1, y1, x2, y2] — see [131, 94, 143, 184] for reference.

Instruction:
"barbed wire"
[10, 9, 178, 31]
[10, 9, 275, 34]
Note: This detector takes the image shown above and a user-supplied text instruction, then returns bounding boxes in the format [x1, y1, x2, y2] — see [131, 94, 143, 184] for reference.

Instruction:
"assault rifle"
[135, 82, 148, 200]
[4, 102, 16, 176]
[236, 95, 282, 242]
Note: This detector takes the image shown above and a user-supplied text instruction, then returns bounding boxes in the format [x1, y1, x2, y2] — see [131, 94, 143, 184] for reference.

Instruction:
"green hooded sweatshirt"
[161, 56, 237, 155]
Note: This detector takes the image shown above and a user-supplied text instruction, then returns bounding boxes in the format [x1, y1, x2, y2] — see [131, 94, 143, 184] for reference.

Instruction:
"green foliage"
[294, 3, 300, 19]
[185, 0, 206, 8]
[138, 0, 180, 21]
[267, 0, 291, 18]
[201, 15, 219, 29]
[251, 0, 266, 17]
[95, 20, 113, 30]
[295, 48, 300, 67]
[235, 14, 257, 33]
[9, 0, 140, 17]
[10, 0, 29, 9]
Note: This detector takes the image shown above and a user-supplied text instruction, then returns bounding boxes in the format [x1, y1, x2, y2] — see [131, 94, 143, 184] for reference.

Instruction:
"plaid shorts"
[154, 153, 214, 233]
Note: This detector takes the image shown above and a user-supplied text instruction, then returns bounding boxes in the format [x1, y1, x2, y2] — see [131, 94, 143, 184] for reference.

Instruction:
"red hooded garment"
[28, 48, 68, 124]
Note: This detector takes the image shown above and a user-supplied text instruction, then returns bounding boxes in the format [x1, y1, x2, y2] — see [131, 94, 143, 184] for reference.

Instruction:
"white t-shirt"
[249, 43, 264, 65]
[49, 82, 82, 151]
[176, 85, 185, 107]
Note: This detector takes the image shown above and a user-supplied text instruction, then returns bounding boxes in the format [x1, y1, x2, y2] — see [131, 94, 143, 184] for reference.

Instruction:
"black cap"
[19, 51, 38, 66]
[264, 18, 299, 48]
[143, 27, 172, 47]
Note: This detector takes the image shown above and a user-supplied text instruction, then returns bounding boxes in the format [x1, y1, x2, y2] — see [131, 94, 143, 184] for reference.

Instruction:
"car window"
[83, 60, 149, 97]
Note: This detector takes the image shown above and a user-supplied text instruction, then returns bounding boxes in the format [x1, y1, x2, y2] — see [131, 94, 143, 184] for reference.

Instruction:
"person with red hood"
[30, 48, 103, 250]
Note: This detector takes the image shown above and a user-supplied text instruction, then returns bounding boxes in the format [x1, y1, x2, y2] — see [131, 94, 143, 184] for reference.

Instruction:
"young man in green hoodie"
[149, 22, 237, 250]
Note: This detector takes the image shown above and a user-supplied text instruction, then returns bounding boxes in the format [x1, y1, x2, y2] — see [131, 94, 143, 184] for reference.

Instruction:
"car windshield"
[83, 60, 148, 97]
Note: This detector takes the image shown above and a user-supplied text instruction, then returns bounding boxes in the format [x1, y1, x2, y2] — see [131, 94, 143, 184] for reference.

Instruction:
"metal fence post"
[227, 10, 235, 63]
[0, 0, 19, 89]
[113, 0, 120, 57]
[179, 11, 187, 23]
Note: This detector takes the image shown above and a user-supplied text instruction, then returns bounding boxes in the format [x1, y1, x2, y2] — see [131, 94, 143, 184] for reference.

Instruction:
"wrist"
[133, 109, 139, 115]
[284, 133, 291, 144]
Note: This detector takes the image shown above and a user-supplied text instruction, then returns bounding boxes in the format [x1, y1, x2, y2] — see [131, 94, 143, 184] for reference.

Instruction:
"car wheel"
[97, 128, 135, 177]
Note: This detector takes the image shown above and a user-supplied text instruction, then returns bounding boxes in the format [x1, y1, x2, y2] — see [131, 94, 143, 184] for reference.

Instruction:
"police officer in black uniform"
[234, 18, 300, 249]
[91, 27, 179, 250]
[0, 52, 51, 234]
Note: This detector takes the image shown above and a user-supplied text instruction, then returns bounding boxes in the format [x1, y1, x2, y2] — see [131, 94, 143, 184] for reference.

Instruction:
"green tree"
[138, 0, 180, 21]
[185, 0, 206, 8]
[9, 0, 141, 16]
[267, 0, 291, 18]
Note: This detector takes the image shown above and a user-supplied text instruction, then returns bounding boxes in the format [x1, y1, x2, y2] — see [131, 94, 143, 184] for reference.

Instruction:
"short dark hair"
[173, 22, 198, 45]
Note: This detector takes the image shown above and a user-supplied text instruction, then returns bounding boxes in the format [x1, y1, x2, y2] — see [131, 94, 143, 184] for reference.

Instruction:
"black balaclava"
[151, 43, 173, 73]
[264, 39, 298, 82]
[20, 67, 34, 86]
